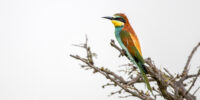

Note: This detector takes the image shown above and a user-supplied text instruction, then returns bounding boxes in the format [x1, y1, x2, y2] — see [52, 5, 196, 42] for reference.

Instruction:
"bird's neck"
[114, 26, 123, 42]
[114, 26, 123, 36]
[114, 26, 124, 48]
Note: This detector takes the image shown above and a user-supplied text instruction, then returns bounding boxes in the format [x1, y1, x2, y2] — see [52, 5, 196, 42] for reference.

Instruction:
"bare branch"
[164, 68, 174, 78]
[119, 95, 132, 98]
[102, 83, 116, 88]
[193, 87, 200, 95]
[181, 42, 200, 79]
[185, 69, 200, 95]
[108, 89, 123, 96]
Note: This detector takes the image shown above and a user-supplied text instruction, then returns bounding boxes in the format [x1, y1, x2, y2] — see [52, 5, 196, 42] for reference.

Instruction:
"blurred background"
[0, 0, 200, 100]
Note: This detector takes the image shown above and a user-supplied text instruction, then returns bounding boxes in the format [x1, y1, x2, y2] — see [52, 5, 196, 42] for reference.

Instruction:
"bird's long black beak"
[102, 16, 114, 20]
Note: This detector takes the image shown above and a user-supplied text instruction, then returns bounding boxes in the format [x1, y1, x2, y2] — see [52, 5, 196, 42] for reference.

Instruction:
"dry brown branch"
[180, 42, 200, 81]
[193, 87, 200, 95]
[70, 37, 200, 100]
[185, 69, 200, 95]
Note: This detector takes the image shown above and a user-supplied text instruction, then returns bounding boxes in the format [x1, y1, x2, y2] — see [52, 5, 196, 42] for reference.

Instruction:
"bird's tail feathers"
[137, 62, 152, 92]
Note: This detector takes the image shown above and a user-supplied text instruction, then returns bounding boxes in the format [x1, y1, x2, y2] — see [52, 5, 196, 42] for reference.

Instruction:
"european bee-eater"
[103, 13, 152, 92]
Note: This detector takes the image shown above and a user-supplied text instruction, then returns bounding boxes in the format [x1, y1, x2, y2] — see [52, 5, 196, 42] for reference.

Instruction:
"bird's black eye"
[115, 18, 120, 20]
[114, 17, 126, 23]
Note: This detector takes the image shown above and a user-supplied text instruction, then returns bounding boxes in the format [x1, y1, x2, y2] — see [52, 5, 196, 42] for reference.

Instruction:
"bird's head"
[102, 13, 128, 27]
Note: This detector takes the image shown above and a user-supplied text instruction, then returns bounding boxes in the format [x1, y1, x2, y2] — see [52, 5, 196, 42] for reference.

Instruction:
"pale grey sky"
[0, 0, 200, 100]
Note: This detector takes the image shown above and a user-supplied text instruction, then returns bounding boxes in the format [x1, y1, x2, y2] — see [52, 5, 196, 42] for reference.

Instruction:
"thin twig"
[108, 89, 123, 96]
[119, 95, 132, 98]
[185, 69, 200, 95]
[193, 87, 200, 95]
[164, 68, 173, 78]
[181, 42, 200, 78]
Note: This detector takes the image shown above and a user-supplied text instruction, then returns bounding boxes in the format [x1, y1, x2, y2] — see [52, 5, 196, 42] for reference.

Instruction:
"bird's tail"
[137, 62, 152, 92]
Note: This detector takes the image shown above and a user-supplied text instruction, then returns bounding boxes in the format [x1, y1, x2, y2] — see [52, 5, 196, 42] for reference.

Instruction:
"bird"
[103, 13, 152, 92]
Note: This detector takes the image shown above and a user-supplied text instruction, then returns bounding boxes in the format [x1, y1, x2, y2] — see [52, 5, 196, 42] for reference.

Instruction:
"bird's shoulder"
[119, 30, 132, 37]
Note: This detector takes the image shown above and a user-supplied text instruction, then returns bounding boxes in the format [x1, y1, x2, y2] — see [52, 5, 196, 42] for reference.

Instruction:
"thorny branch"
[70, 37, 200, 100]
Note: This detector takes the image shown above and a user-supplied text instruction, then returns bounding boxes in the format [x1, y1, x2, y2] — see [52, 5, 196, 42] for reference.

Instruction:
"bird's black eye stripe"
[114, 17, 126, 23]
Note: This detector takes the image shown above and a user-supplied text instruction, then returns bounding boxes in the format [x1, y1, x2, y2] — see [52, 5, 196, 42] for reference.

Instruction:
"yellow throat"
[111, 20, 124, 27]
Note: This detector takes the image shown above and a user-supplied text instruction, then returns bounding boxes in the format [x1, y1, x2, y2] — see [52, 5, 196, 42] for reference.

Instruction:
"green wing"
[119, 30, 152, 92]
